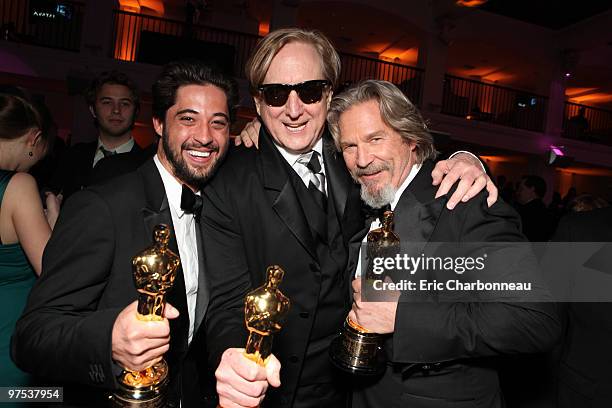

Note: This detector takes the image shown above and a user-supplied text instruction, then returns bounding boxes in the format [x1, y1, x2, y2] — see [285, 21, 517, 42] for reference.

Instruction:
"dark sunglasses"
[258, 80, 330, 107]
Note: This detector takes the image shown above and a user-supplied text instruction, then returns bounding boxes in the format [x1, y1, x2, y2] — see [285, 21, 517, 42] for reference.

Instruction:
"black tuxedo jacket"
[12, 158, 215, 407]
[551, 207, 612, 407]
[48, 140, 143, 200]
[349, 160, 561, 408]
[201, 128, 363, 407]
[89, 142, 157, 186]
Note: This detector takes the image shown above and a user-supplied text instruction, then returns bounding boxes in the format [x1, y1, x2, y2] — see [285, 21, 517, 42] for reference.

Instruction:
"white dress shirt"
[92, 137, 135, 167]
[153, 155, 199, 344]
[275, 138, 328, 193]
[354, 163, 422, 278]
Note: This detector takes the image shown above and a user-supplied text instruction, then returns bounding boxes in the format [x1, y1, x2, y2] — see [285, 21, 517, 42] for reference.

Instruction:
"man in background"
[48, 70, 143, 199]
[515, 174, 555, 241]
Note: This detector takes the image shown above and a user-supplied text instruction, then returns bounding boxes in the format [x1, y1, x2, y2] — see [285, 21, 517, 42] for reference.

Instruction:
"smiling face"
[154, 84, 230, 190]
[90, 83, 136, 140]
[338, 100, 416, 208]
[254, 41, 332, 154]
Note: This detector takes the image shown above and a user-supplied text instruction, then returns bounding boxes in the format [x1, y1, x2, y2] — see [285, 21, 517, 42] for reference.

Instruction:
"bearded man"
[12, 60, 236, 408]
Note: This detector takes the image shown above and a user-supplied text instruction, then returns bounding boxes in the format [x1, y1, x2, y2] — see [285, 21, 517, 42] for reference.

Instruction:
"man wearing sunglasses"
[202, 28, 498, 408]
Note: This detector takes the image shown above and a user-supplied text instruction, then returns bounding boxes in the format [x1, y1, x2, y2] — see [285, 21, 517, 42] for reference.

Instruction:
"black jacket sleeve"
[392, 194, 561, 363]
[11, 189, 122, 389]
[201, 175, 251, 368]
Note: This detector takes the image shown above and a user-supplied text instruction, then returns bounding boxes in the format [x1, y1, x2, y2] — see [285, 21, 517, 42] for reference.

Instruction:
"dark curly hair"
[152, 60, 238, 123]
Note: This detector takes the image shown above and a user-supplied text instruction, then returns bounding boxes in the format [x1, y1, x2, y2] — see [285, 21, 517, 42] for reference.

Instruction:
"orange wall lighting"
[258, 21, 270, 36]
[456, 0, 488, 7]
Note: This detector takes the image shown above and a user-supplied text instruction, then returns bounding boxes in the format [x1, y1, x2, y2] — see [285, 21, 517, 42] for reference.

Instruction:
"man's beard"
[161, 127, 224, 188]
[360, 183, 396, 208]
[352, 163, 396, 208]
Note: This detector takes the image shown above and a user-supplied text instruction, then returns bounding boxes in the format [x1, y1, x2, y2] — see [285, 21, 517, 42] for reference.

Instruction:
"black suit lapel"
[345, 161, 447, 282]
[395, 160, 447, 254]
[81, 141, 98, 185]
[85, 140, 98, 163]
[259, 127, 318, 262]
[130, 142, 143, 153]
[194, 221, 207, 333]
[322, 133, 365, 249]
[346, 220, 370, 282]
[141, 199, 180, 259]
[140, 160, 175, 246]
[138, 159, 189, 355]
[323, 134, 350, 220]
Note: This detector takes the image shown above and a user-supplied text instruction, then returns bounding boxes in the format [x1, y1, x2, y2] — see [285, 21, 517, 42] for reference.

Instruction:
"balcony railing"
[339, 54, 423, 105]
[563, 102, 612, 146]
[111, 10, 260, 78]
[441, 75, 548, 132]
[1, 0, 84, 52]
[110, 10, 423, 104]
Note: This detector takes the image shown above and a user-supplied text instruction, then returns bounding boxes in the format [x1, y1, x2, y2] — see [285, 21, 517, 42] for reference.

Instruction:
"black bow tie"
[363, 204, 391, 221]
[180, 184, 203, 220]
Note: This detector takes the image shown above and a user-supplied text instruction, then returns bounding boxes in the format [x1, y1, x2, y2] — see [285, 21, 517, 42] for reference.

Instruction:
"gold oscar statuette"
[244, 265, 291, 365]
[217, 265, 291, 408]
[330, 210, 400, 375]
[110, 224, 180, 407]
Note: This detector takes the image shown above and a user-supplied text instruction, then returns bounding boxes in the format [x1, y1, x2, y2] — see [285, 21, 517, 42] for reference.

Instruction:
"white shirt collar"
[153, 155, 200, 346]
[153, 154, 198, 219]
[354, 162, 422, 278]
[93, 137, 135, 167]
[97, 136, 135, 154]
[275, 138, 325, 173]
[390, 163, 422, 210]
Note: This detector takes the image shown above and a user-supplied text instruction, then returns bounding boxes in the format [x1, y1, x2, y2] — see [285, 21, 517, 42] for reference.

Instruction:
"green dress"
[0, 170, 36, 386]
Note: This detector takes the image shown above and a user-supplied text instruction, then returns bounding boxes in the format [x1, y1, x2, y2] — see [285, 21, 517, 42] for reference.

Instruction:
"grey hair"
[327, 80, 437, 164]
